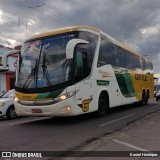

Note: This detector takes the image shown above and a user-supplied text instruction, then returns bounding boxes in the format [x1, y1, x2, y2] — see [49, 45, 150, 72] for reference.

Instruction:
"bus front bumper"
[14, 97, 77, 117]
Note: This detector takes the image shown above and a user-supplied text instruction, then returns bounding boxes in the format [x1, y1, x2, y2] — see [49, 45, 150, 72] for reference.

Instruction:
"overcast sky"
[0, 0, 160, 76]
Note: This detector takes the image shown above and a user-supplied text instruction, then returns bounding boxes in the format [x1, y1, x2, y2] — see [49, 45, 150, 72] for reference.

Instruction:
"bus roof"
[26, 26, 100, 41]
[26, 25, 150, 62]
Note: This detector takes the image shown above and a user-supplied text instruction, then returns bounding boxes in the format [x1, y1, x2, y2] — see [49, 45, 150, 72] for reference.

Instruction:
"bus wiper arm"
[22, 60, 38, 88]
[42, 55, 51, 86]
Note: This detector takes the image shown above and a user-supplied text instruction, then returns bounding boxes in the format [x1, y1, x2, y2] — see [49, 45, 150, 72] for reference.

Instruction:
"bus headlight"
[59, 95, 67, 100]
[57, 90, 76, 102]
[15, 97, 20, 103]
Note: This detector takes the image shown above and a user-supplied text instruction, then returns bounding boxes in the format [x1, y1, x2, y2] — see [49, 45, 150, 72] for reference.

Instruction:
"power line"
[0, 34, 12, 47]
[39, 0, 81, 25]
[26, 0, 45, 8]
[26, 0, 72, 26]
[1, 0, 81, 43]
[28, 1, 46, 8]
[0, 7, 19, 20]
[1, 0, 75, 34]
[0, 9, 43, 38]
[0, 7, 26, 28]
[0, 8, 20, 25]
[41, 0, 81, 25]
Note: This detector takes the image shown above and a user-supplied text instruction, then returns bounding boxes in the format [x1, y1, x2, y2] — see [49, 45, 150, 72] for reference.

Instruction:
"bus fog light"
[65, 106, 71, 111]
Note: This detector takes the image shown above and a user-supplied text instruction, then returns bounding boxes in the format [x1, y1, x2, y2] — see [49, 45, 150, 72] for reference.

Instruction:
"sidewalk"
[63, 110, 160, 160]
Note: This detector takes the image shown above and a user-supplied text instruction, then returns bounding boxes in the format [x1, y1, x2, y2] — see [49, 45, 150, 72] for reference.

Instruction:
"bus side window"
[141, 59, 146, 71]
[133, 56, 141, 70]
[114, 46, 126, 68]
[125, 51, 133, 69]
[149, 62, 153, 73]
[97, 37, 114, 67]
[75, 51, 88, 77]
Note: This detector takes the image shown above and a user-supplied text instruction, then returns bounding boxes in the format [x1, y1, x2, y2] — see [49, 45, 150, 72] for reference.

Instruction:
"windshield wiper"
[18, 54, 22, 73]
[22, 60, 38, 88]
[42, 55, 51, 86]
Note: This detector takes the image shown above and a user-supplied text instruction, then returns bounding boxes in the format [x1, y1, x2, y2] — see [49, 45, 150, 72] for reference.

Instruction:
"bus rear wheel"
[140, 92, 147, 106]
[96, 93, 108, 117]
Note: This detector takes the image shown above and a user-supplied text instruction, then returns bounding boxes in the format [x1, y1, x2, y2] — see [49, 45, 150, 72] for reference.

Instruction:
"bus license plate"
[32, 109, 42, 113]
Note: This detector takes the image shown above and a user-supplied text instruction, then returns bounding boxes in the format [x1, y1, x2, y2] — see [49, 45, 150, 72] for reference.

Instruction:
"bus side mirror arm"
[66, 39, 89, 59]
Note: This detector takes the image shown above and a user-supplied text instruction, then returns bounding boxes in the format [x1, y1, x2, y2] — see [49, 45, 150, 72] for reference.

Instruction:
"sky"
[0, 0, 160, 78]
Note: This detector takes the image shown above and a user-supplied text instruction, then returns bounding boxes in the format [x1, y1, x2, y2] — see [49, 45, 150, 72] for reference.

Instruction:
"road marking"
[99, 113, 135, 127]
[10, 117, 51, 125]
[112, 139, 148, 151]
[148, 104, 160, 109]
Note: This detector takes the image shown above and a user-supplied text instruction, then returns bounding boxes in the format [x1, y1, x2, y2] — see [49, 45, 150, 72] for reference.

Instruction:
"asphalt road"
[0, 98, 160, 159]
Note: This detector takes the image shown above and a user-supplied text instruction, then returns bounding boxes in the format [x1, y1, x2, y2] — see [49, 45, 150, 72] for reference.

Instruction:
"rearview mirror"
[66, 39, 89, 59]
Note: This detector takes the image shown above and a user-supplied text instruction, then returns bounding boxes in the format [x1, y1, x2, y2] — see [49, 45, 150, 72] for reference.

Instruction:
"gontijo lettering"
[135, 74, 147, 81]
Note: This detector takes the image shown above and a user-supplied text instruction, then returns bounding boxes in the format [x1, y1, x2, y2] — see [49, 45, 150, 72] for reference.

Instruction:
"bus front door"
[111, 80, 123, 107]
[75, 49, 93, 113]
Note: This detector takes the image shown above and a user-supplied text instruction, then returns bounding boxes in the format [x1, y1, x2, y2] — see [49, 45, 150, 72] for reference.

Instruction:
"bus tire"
[96, 92, 108, 117]
[145, 95, 148, 105]
[140, 91, 147, 106]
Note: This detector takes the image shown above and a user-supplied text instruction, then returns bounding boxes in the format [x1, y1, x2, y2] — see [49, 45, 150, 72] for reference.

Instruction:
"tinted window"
[124, 51, 134, 69]
[78, 32, 98, 73]
[149, 62, 153, 71]
[141, 59, 146, 71]
[97, 36, 142, 71]
[133, 55, 141, 70]
[98, 37, 115, 67]
[75, 51, 88, 77]
[114, 46, 126, 68]
[119, 49, 141, 70]
[146, 61, 153, 73]
[146, 61, 150, 70]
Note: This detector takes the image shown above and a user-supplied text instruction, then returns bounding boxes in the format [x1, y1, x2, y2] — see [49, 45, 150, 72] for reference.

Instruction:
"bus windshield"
[16, 33, 76, 89]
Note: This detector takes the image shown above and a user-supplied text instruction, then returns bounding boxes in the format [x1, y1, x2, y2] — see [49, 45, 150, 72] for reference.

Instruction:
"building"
[0, 45, 18, 95]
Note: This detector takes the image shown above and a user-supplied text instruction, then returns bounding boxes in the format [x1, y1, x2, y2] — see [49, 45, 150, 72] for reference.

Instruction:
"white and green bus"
[14, 26, 154, 117]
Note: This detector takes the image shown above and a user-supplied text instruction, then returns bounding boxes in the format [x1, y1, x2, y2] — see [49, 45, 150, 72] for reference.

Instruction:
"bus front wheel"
[96, 93, 108, 117]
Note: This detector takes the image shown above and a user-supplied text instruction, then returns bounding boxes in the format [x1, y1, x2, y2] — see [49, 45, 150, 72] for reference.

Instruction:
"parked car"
[156, 90, 160, 101]
[154, 90, 157, 97]
[0, 89, 17, 119]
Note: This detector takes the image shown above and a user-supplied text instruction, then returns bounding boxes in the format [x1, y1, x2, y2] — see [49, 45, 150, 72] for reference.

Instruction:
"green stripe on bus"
[114, 68, 136, 97]
[36, 88, 65, 99]
[36, 92, 50, 99]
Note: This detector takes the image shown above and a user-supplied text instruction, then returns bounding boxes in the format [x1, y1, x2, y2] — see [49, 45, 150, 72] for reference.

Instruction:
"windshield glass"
[2, 90, 15, 98]
[16, 40, 42, 88]
[16, 33, 76, 89]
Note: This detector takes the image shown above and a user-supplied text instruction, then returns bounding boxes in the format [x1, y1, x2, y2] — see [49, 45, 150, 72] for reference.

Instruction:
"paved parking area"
[63, 110, 160, 160]
[1, 99, 160, 160]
